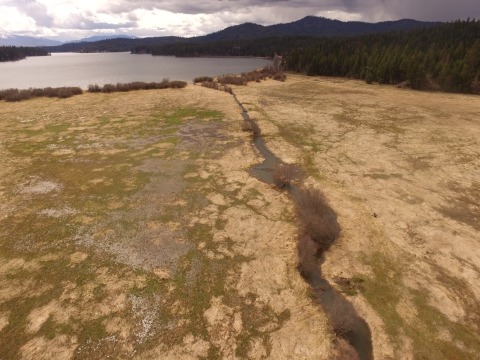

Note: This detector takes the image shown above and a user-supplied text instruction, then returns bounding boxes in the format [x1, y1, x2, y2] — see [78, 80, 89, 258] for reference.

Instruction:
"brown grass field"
[1, 74, 479, 359]
[0, 86, 334, 359]
[234, 74, 480, 359]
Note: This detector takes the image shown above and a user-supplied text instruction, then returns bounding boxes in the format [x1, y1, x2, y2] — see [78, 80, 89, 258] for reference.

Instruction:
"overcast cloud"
[0, 0, 478, 41]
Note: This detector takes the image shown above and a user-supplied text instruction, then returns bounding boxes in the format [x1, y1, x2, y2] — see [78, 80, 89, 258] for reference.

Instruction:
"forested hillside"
[44, 36, 183, 53]
[44, 16, 438, 53]
[135, 20, 480, 94]
[288, 19, 480, 93]
[0, 46, 50, 62]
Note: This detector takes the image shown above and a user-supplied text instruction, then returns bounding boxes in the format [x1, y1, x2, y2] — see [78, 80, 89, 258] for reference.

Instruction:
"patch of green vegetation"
[93, 284, 107, 301]
[233, 292, 290, 358]
[363, 173, 403, 180]
[215, 218, 228, 230]
[78, 317, 108, 344]
[361, 252, 405, 348]
[361, 252, 480, 359]
[38, 316, 58, 340]
[408, 288, 479, 360]
[163, 108, 223, 126]
[131, 274, 165, 297]
[45, 123, 70, 133]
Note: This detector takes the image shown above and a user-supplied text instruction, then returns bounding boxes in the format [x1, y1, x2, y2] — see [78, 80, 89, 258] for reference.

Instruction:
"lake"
[0, 52, 272, 90]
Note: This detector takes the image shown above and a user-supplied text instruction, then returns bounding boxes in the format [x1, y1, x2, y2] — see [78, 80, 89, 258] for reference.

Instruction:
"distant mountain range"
[197, 16, 442, 41]
[43, 16, 442, 53]
[0, 35, 63, 47]
[67, 35, 138, 43]
[3, 16, 443, 52]
[0, 34, 138, 47]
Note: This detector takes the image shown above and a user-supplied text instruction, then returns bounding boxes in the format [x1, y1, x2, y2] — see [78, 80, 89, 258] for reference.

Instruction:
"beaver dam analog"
[0, 75, 479, 359]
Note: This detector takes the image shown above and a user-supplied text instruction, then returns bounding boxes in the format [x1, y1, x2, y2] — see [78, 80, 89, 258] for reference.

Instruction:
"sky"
[0, 0, 479, 41]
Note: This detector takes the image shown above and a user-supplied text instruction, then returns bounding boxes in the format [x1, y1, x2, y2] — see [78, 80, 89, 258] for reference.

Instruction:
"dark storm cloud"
[105, 0, 479, 21]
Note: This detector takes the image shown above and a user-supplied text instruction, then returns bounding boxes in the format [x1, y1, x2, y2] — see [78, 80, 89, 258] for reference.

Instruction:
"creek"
[232, 93, 373, 360]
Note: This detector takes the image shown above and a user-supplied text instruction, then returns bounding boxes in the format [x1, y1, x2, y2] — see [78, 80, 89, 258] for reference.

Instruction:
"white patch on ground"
[38, 207, 77, 217]
[19, 178, 61, 194]
[129, 295, 159, 344]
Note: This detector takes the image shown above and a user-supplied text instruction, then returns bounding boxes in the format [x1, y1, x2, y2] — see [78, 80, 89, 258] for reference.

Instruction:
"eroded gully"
[232, 93, 373, 360]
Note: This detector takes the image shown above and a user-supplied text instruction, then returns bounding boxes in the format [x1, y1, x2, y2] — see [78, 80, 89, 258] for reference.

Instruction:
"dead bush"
[241, 120, 253, 132]
[247, 118, 260, 135]
[0, 88, 19, 100]
[169, 80, 188, 88]
[273, 72, 287, 82]
[31, 88, 44, 97]
[272, 163, 300, 188]
[1, 86, 82, 101]
[295, 187, 340, 250]
[88, 84, 101, 93]
[328, 297, 357, 338]
[101, 84, 116, 93]
[296, 235, 319, 276]
[334, 338, 360, 360]
[116, 83, 131, 92]
[194, 76, 213, 83]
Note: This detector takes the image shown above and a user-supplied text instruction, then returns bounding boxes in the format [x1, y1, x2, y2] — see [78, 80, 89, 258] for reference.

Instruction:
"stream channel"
[232, 93, 374, 360]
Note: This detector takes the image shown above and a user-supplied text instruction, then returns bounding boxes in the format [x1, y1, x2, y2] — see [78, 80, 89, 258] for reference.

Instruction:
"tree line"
[132, 19, 480, 94]
[0, 46, 50, 62]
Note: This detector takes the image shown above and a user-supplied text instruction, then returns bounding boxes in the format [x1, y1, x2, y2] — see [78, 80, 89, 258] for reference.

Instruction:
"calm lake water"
[0, 52, 271, 90]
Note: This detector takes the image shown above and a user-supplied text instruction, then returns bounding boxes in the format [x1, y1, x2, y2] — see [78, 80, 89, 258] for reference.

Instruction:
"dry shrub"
[101, 84, 116, 93]
[201, 81, 233, 95]
[241, 120, 253, 132]
[296, 235, 319, 276]
[272, 163, 300, 188]
[295, 187, 340, 250]
[194, 76, 213, 83]
[0, 88, 19, 100]
[169, 80, 188, 88]
[88, 84, 101, 92]
[328, 298, 357, 338]
[334, 338, 360, 360]
[31, 88, 44, 97]
[116, 83, 131, 92]
[246, 118, 260, 135]
[94, 80, 187, 94]
[1, 86, 82, 101]
[273, 72, 287, 82]
[218, 75, 247, 86]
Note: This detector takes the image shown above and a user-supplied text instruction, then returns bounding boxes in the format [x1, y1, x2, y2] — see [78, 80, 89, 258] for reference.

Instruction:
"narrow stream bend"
[232, 93, 373, 360]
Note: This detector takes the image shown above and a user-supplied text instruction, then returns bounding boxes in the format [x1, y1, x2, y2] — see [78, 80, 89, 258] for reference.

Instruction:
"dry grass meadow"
[0, 85, 335, 359]
[234, 75, 480, 360]
[1, 74, 479, 360]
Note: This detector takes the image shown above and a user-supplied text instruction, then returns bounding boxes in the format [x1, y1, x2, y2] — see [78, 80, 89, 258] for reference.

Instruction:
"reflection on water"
[0, 53, 271, 90]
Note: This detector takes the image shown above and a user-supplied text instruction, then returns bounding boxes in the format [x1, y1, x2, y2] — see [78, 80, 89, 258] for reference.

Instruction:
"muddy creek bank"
[232, 92, 373, 360]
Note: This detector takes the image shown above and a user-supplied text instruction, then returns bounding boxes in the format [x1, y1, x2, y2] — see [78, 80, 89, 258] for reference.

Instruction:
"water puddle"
[232, 93, 373, 360]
